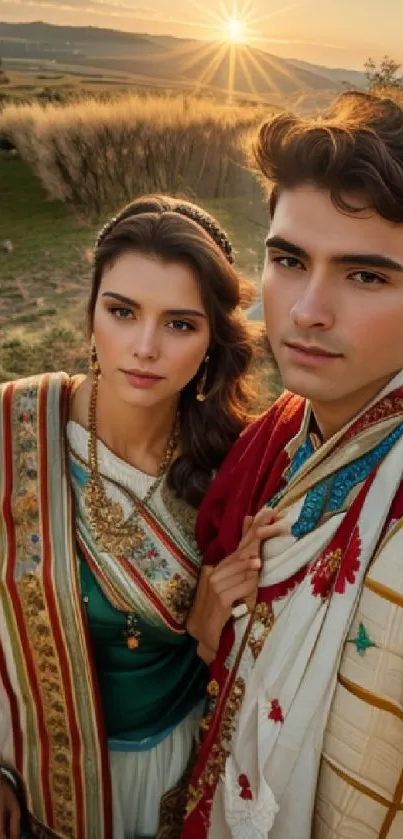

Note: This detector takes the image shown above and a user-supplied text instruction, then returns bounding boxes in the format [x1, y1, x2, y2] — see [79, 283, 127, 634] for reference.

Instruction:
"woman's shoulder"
[0, 372, 73, 421]
[0, 371, 71, 397]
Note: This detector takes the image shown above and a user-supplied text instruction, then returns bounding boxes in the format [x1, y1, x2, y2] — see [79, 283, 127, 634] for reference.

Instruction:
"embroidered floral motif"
[248, 602, 274, 659]
[12, 386, 42, 577]
[199, 680, 220, 735]
[310, 548, 342, 599]
[349, 622, 376, 656]
[268, 699, 284, 724]
[164, 573, 194, 622]
[207, 679, 220, 699]
[128, 536, 170, 581]
[238, 774, 253, 800]
[221, 678, 246, 743]
[17, 570, 75, 837]
[335, 526, 361, 594]
[185, 784, 204, 816]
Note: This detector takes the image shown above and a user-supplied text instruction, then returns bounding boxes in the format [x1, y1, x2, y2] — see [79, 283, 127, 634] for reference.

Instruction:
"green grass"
[0, 151, 97, 327]
[0, 151, 97, 377]
[0, 151, 274, 395]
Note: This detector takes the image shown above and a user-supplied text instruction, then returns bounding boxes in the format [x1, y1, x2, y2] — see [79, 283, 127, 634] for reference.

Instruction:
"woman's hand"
[0, 775, 21, 839]
[187, 508, 282, 662]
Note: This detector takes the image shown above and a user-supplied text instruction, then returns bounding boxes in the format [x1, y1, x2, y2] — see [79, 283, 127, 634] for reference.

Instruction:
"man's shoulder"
[241, 389, 305, 443]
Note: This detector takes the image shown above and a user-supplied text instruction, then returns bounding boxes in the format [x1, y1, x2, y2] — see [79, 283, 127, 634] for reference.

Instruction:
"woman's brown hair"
[252, 90, 403, 222]
[88, 194, 256, 508]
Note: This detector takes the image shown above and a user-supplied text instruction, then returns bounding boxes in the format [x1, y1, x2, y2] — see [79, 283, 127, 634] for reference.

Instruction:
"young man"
[183, 91, 403, 839]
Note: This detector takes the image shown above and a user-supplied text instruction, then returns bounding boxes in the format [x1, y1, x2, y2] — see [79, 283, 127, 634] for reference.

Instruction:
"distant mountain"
[0, 21, 365, 100]
[285, 57, 366, 89]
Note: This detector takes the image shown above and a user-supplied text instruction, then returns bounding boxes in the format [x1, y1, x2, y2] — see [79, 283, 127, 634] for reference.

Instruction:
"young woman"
[0, 195, 260, 839]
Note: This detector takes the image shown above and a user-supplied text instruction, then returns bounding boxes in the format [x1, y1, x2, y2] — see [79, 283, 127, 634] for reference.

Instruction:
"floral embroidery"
[349, 622, 376, 656]
[12, 386, 42, 578]
[128, 536, 170, 582]
[248, 602, 274, 659]
[164, 573, 194, 622]
[310, 548, 342, 599]
[207, 679, 220, 699]
[268, 699, 284, 724]
[335, 526, 361, 594]
[238, 774, 253, 800]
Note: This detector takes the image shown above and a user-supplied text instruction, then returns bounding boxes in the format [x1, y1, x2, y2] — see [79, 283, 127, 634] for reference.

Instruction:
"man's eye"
[272, 255, 304, 270]
[350, 271, 387, 286]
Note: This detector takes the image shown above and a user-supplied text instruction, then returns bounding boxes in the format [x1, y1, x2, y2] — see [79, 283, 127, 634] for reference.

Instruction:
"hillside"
[0, 20, 357, 100]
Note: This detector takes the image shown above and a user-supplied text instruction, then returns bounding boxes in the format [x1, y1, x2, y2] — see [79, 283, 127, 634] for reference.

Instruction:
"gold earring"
[196, 354, 210, 402]
[90, 334, 100, 378]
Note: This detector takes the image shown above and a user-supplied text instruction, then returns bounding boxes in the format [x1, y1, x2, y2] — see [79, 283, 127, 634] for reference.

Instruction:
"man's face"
[262, 185, 403, 428]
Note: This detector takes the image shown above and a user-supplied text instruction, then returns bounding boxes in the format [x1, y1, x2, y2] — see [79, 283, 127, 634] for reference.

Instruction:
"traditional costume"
[183, 373, 403, 839]
[0, 373, 206, 839]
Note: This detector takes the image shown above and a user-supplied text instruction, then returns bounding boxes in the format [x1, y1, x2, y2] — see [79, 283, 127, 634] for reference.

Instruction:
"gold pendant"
[83, 476, 146, 555]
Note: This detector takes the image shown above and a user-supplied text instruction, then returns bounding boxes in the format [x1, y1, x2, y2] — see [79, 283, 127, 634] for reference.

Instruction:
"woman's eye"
[167, 320, 195, 332]
[110, 307, 133, 319]
[350, 271, 387, 286]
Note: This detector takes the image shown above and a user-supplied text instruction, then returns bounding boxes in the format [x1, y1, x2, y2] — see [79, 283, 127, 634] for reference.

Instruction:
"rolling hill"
[0, 20, 366, 101]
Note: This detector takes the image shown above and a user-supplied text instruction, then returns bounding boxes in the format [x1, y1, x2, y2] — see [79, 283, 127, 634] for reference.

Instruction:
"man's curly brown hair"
[253, 90, 403, 223]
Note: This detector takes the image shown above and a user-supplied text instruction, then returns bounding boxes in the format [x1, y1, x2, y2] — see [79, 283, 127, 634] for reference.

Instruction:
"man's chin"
[279, 371, 334, 402]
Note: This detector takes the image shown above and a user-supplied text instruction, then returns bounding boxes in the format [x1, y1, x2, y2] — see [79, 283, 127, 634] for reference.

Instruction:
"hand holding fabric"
[187, 508, 282, 662]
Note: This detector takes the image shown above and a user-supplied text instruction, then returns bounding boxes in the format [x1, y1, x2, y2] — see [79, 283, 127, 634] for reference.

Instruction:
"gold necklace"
[83, 371, 180, 557]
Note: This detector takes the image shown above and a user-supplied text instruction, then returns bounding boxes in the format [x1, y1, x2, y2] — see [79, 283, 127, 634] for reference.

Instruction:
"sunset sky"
[1, 0, 402, 69]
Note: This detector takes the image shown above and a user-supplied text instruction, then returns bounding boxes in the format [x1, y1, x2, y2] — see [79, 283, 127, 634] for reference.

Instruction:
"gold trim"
[322, 756, 397, 810]
[364, 577, 403, 609]
[379, 768, 403, 838]
[338, 673, 403, 721]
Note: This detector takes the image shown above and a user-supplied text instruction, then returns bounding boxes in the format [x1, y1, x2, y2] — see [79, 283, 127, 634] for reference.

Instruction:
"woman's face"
[93, 251, 211, 410]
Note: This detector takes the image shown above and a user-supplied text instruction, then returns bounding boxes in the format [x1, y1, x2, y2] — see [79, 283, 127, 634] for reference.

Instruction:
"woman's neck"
[71, 375, 179, 476]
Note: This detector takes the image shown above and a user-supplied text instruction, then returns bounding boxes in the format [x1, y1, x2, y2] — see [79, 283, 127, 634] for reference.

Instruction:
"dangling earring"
[196, 354, 210, 402]
[90, 334, 100, 378]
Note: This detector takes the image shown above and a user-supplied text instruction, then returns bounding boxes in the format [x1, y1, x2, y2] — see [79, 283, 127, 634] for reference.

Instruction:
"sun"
[226, 17, 245, 43]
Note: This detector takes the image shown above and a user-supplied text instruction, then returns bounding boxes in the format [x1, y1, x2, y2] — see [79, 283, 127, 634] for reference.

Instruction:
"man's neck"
[310, 372, 398, 441]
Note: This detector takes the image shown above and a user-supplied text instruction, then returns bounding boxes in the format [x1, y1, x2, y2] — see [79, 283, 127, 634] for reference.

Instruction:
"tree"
[365, 55, 403, 91]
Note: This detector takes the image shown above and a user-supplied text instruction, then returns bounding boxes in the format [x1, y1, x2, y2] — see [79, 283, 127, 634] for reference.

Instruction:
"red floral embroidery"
[238, 774, 253, 800]
[335, 526, 361, 594]
[310, 527, 361, 599]
[310, 548, 342, 599]
[268, 699, 284, 724]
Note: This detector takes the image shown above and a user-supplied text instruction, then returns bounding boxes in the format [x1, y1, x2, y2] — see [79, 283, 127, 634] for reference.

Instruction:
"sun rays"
[148, 1, 308, 103]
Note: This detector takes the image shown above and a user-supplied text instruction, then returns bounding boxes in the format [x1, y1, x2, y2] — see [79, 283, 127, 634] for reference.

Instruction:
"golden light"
[226, 17, 245, 43]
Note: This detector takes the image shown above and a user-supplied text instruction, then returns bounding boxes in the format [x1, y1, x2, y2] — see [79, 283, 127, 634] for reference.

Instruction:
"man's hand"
[187, 508, 283, 661]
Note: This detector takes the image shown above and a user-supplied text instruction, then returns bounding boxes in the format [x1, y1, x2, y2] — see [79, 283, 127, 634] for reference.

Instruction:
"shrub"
[0, 93, 267, 217]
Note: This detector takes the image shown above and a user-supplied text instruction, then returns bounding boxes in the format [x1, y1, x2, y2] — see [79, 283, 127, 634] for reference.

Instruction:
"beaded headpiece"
[95, 202, 234, 264]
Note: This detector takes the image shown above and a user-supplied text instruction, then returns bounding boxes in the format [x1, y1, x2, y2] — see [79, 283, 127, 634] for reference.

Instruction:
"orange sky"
[1, 0, 402, 69]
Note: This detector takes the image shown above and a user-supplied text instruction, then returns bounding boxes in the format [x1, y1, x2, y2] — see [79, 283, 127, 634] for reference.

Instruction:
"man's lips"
[284, 342, 342, 358]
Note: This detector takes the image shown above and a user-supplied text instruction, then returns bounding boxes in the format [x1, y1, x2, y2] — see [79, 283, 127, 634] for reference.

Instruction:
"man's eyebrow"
[265, 237, 403, 272]
[101, 292, 207, 317]
[265, 236, 308, 259]
[332, 254, 403, 272]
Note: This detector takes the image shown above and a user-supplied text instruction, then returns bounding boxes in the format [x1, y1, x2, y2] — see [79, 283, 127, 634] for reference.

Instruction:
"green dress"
[67, 421, 207, 839]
